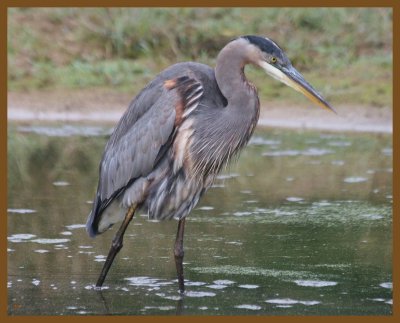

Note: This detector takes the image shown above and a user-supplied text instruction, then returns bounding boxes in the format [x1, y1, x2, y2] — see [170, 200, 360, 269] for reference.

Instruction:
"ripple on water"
[185, 291, 216, 298]
[263, 150, 300, 157]
[192, 265, 319, 281]
[198, 206, 214, 211]
[65, 224, 86, 230]
[294, 280, 337, 287]
[32, 279, 40, 286]
[302, 148, 334, 156]
[233, 211, 252, 217]
[216, 173, 240, 180]
[381, 147, 392, 156]
[7, 208, 37, 214]
[286, 197, 304, 202]
[185, 281, 207, 286]
[379, 282, 392, 289]
[328, 141, 352, 147]
[53, 181, 70, 186]
[266, 298, 298, 305]
[34, 249, 50, 253]
[94, 255, 106, 262]
[331, 160, 345, 166]
[343, 177, 368, 183]
[155, 293, 182, 301]
[238, 284, 259, 289]
[272, 209, 297, 217]
[143, 306, 175, 311]
[369, 297, 393, 306]
[8, 234, 36, 243]
[312, 201, 332, 207]
[249, 136, 281, 146]
[124, 276, 174, 288]
[84, 284, 109, 290]
[32, 238, 70, 244]
[235, 304, 262, 310]
[213, 279, 235, 285]
[361, 214, 384, 220]
[266, 298, 320, 306]
[225, 241, 243, 245]
[66, 306, 78, 310]
[263, 148, 333, 157]
[17, 125, 111, 137]
[206, 284, 228, 290]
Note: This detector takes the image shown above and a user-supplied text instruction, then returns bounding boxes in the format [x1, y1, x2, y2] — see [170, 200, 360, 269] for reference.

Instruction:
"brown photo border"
[1, 0, 397, 321]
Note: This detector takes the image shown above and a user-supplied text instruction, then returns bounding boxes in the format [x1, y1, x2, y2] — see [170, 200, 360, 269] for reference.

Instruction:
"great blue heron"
[86, 35, 333, 293]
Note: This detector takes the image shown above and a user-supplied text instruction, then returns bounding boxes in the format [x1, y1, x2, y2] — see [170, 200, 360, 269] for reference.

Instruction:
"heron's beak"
[259, 61, 335, 113]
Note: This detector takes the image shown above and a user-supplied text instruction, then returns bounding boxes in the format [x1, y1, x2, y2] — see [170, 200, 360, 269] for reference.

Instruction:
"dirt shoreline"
[7, 90, 393, 133]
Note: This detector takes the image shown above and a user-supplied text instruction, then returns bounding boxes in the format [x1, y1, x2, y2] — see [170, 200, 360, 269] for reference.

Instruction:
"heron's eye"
[270, 57, 277, 64]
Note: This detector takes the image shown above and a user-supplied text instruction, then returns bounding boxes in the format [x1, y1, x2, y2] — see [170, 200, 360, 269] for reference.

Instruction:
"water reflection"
[7, 123, 392, 315]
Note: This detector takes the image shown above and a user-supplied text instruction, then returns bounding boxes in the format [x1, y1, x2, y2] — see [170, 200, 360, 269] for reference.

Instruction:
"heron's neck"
[212, 40, 260, 160]
[215, 40, 255, 104]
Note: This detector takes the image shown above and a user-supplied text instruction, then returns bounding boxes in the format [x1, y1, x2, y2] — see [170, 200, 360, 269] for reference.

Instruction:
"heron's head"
[241, 35, 334, 113]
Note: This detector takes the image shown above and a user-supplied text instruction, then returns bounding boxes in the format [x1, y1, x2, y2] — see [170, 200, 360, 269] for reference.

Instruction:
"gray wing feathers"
[98, 86, 179, 201]
[87, 71, 205, 237]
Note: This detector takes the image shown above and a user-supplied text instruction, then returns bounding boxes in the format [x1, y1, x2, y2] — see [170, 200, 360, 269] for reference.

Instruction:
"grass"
[7, 8, 392, 107]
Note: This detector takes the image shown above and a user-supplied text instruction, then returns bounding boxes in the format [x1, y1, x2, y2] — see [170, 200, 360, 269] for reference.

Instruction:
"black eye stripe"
[243, 35, 283, 60]
[243, 35, 279, 53]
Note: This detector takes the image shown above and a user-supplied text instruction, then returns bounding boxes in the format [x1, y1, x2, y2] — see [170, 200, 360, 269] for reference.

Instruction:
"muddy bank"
[7, 89, 392, 133]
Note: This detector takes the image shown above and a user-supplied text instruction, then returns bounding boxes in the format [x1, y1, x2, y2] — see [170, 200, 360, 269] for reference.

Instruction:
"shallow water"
[8, 123, 392, 315]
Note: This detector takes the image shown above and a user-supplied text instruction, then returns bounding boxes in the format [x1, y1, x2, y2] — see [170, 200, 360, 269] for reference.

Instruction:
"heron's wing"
[88, 76, 203, 232]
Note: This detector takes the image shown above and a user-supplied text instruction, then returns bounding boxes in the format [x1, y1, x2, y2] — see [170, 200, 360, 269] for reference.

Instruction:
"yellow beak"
[260, 61, 335, 113]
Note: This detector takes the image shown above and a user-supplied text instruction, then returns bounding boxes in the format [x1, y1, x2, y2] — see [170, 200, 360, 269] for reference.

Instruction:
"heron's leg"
[96, 205, 136, 287]
[174, 218, 186, 294]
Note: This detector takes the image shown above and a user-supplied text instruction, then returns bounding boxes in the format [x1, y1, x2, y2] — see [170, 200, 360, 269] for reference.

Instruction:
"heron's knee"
[112, 237, 123, 252]
[174, 245, 184, 259]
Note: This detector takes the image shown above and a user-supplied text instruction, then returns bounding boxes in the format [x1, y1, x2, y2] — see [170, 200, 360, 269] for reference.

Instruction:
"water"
[7, 123, 392, 315]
